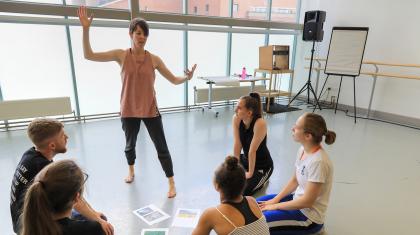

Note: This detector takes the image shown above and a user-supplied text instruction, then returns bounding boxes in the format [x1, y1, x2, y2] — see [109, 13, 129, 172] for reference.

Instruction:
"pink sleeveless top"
[120, 49, 158, 118]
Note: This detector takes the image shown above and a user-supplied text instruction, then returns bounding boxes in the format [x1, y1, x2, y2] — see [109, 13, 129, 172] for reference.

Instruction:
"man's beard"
[55, 146, 67, 154]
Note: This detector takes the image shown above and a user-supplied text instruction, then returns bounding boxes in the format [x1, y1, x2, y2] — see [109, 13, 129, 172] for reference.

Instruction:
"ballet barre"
[306, 58, 420, 118]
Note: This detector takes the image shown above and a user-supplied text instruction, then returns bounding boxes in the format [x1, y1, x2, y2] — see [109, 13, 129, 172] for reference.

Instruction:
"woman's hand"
[77, 6, 93, 28]
[185, 64, 197, 80]
[259, 203, 279, 211]
[258, 198, 279, 211]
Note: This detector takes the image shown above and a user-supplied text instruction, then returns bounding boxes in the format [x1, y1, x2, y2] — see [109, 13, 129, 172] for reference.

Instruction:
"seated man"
[10, 118, 114, 235]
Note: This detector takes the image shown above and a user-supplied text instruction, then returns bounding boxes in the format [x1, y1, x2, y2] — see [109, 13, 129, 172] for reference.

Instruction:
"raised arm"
[246, 118, 267, 178]
[154, 55, 197, 85]
[77, 6, 124, 64]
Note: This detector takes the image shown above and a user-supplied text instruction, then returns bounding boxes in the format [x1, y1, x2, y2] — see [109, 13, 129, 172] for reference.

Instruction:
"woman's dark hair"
[302, 113, 336, 145]
[240, 92, 262, 119]
[21, 160, 85, 235]
[214, 156, 246, 201]
[129, 17, 149, 36]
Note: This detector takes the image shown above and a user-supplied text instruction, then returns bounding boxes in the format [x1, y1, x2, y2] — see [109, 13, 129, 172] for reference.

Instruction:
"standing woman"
[232, 92, 274, 196]
[77, 6, 196, 197]
[258, 113, 336, 234]
[21, 160, 104, 235]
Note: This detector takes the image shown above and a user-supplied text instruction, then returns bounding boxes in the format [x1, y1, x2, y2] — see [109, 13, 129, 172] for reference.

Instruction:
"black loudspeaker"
[303, 10, 326, 41]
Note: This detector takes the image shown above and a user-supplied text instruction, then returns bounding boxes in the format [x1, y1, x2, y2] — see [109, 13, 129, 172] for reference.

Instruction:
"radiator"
[0, 97, 73, 120]
[194, 85, 266, 104]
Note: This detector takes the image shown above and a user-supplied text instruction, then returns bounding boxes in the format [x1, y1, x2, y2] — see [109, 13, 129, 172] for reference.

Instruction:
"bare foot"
[167, 177, 176, 198]
[167, 184, 176, 198]
[125, 165, 135, 183]
[124, 174, 135, 183]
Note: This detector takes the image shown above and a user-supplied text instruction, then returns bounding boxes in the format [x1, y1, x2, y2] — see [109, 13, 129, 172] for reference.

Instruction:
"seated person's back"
[192, 156, 269, 235]
[20, 160, 104, 235]
[57, 217, 103, 235]
[212, 196, 268, 235]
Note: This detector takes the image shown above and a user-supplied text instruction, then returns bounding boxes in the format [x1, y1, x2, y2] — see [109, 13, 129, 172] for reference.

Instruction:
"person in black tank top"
[233, 93, 274, 196]
[223, 197, 259, 224]
[192, 157, 269, 235]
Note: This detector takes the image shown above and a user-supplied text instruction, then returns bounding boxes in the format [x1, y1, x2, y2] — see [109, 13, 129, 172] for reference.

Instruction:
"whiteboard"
[324, 27, 369, 76]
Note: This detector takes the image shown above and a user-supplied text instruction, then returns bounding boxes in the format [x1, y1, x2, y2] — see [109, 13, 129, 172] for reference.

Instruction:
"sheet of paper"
[171, 208, 200, 228]
[133, 204, 170, 226]
[140, 228, 169, 235]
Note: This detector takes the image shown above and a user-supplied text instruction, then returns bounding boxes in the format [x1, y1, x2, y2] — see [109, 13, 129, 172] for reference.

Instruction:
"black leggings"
[121, 116, 174, 178]
[240, 154, 273, 196]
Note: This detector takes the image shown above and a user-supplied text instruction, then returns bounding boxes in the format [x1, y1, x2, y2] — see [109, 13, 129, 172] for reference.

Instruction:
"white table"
[198, 76, 269, 110]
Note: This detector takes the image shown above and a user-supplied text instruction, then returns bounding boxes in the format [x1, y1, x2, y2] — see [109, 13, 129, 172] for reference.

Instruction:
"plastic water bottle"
[241, 67, 247, 80]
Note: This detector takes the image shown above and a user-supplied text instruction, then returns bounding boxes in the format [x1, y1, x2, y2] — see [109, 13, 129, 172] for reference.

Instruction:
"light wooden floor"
[1, 106, 419, 234]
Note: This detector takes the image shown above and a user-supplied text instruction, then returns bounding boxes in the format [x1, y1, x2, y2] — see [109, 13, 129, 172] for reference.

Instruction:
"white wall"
[294, 0, 420, 119]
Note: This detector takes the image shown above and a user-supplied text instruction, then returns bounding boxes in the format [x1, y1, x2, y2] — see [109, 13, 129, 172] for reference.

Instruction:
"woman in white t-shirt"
[257, 113, 336, 235]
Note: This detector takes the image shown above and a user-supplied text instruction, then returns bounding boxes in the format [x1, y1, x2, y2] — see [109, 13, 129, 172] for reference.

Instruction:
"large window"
[271, 0, 297, 22]
[233, 0, 297, 22]
[146, 29, 184, 108]
[230, 33, 265, 77]
[9, 0, 61, 3]
[67, 0, 130, 9]
[187, 31, 228, 105]
[0, 23, 75, 107]
[233, 0, 268, 20]
[140, 0, 183, 13]
[188, 0, 229, 17]
[0, 0, 299, 117]
[70, 26, 128, 115]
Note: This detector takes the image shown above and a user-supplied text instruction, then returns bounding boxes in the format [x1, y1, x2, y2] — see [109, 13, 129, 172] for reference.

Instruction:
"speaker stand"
[288, 41, 322, 110]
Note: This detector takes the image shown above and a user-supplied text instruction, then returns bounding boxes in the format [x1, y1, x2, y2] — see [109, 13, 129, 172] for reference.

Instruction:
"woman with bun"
[232, 92, 274, 195]
[258, 113, 336, 234]
[192, 156, 269, 235]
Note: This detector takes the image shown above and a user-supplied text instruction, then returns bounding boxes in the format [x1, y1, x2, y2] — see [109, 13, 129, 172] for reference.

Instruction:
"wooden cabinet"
[253, 68, 293, 112]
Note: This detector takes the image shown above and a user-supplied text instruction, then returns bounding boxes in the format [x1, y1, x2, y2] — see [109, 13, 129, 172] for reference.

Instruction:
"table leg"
[208, 82, 213, 109]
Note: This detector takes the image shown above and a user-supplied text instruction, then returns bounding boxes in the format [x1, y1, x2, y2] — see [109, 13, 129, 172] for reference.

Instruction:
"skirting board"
[293, 95, 420, 129]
